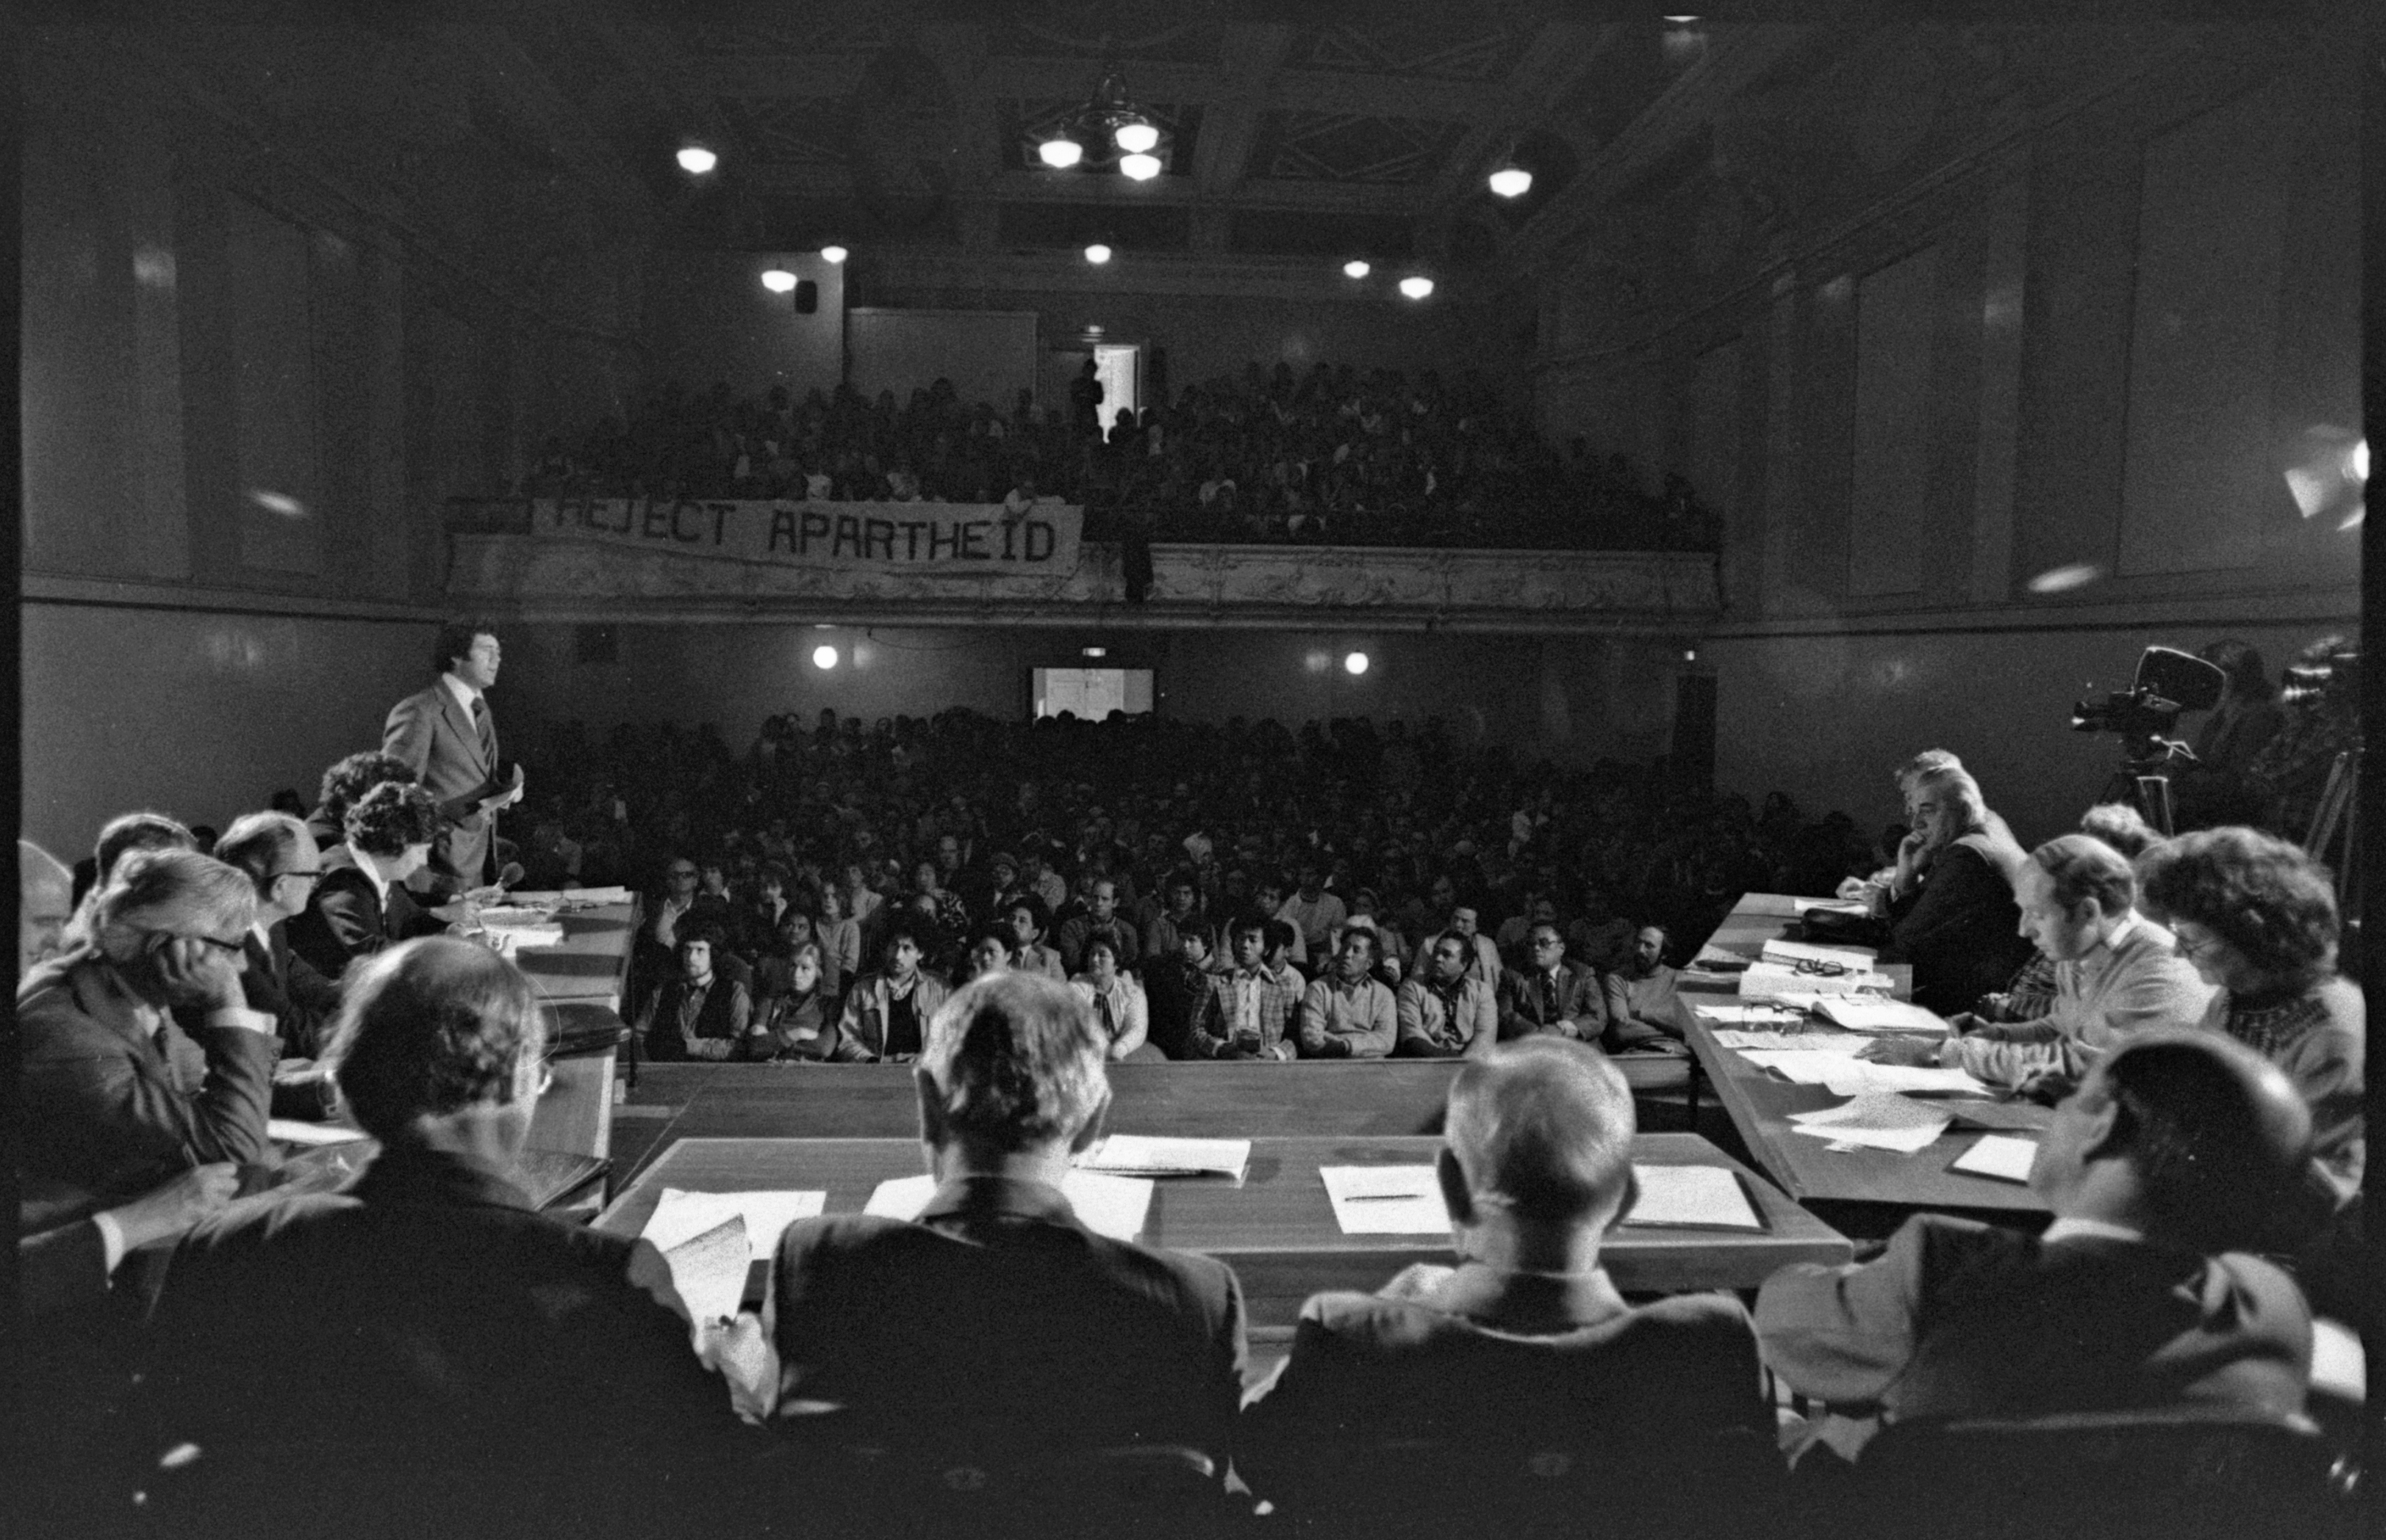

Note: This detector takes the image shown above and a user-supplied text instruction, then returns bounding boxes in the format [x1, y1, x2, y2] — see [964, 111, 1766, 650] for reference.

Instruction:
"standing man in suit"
[383, 620, 523, 897]
[762, 970, 1245, 1470]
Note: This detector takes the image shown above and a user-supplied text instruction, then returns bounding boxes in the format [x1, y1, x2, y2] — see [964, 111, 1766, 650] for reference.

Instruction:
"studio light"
[1398, 276, 1434, 300]
[1038, 135, 1086, 170]
[1119, 152, 1162, 181]
[1082, 646, 1108, 658]
[812, 644, 840, 670]
[1342, 259, 1371, 279]
[1113, 120, 1159, 155]
[820, 245, 849, 264]
[759, 269, 797, 293]
[1085, 243, 1113, 265]
[675, 144, 718, 175]
[1343, 652, 1370, 677]
[1487, 163, 1533, 199]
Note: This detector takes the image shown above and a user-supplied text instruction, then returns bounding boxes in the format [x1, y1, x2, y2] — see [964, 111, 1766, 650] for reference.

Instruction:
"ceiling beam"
[1193, 24, 1294, 198]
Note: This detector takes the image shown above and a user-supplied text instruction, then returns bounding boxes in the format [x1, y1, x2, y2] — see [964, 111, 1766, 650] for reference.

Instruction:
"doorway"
[1093, 344, 1140, 436]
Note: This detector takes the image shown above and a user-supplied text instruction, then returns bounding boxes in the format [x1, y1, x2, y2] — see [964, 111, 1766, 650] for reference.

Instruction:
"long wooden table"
[595, 1134, 1851, 1330]
[513, 899, 638, 1162]
[1678, 894, 2050, 1223]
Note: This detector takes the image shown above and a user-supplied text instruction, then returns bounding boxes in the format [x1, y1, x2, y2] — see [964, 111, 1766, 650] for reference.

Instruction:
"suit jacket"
[383, 679, 505, 887]
[141, 1141, 744, 1537]
[1496, 960, 1608, 1042]
[771, 1174, 1244, 1466]
[1239, 1266, 1767, 1504]
[16, 952, 276, 1233]
[1754, 1215, 2312, 1428]
[241, 922, 345, 1061]
[287, 852, 446, 982]
[1887, 843, 2035, 1015]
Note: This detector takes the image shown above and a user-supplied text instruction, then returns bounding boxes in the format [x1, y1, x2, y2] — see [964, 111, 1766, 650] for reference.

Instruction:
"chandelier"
[1033, 72, 1167, 181]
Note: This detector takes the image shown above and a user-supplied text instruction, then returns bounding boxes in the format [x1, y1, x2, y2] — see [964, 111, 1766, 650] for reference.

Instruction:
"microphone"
[496, 862, 526, 890]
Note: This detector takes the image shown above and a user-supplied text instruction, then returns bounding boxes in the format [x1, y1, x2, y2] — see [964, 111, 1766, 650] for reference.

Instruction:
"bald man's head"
[1444, 1039, 1636, 1229]
[20, 839, 74, 973]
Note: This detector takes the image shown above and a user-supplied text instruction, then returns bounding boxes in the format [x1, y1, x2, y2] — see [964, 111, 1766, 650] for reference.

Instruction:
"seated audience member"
[827, 917, 950, 1062]
[758, 942, 838, 1061]
[816, 883, 863, 991]
[961, 924, 1014, 983]
[1880, 765, 2033, 1014]
[288, 783, 450, 981]
[1006, 894, 1068, 981]
[1566, 887, 1636, 976]
[71, 810, 199, 909]
[304, 750, 417, 853]
[19, 849, 277, 1229]
[1299, 929, 1398, 1059]
[1867, 836, 2212, 1090]
[766, 972, 1245, 1468]
[1448, 903, 1504, 989]
[1496, 922, 1607, 1043]
[1140, 870, 1205, 963]
[754, 909, 823, 1012]
[212, 812, 345, 1064]
[1601, 924, 1689, 1052]
[1496, 894, 1559, 974]
[1072, 933, 1156, 1061]
[1340, 888, 1407, 978]
[1240, 1040, 1768, 1502]
[1394, 932, 1498, 1058]
[1756, 1032, 2318, 1456]
[1277, 863, 1348, 959]
[20, 837, 75, 973]
[743, 860, 798, 963]
[1056, 877, 1140, 976]
[142, 938, 746, 1538]
[639, 922, 758, 1062]
[2136, 827, 2364, 1204]
[1186, 915, 1301, 1061]
[1146, 924, 1224, 1061]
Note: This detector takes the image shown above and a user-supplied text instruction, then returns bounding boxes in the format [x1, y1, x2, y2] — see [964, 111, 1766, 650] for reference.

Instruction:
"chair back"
[779, 1439, 1245, 1540]
[1843, 1409, 2358, 1540]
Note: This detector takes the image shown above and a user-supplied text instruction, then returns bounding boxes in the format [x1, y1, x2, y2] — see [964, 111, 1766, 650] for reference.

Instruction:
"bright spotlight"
[812, 644, 839, 670]
[1082, 646, 1108, 658]
[1487, 166, 1533, 198]
[1113, 120, 1159, 155]
[1398, 276, 1434, 300]
[760, 269, 797, 293]
[820, 245, 849, 265]
[1039, 136, 1085, 169]
[1119, 152, 1162, 181]
[676, 145, 718, 175]
[1343, 651, 1370, 677]
[1085, 243, 1113, 265]
[1342, 259, 1371, 279]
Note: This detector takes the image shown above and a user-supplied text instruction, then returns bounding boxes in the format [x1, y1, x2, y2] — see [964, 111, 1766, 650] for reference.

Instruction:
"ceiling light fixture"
[760, 269, 797, 293]
[1398, 276, 1434, 300]
[1343, 651, 1371, 677]
[1038, 135, 1086, 169]
[1487, 163, 1533, 198]
[812, 644, 840, 669]
[1343, 259, 1372, 279]
[1033, 71, 1171, 182]
[1085, 242, 1113, 265]
[1113, 120, 1159, 155]
[820, 245, 849, 264]
[1119, 151, 1162, 181]
[675, 144, 718, 175]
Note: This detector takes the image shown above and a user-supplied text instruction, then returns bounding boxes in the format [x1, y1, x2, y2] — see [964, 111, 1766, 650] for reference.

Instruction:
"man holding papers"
[1863, 836, 2211, 1092]
[768, 971, 1246, 1467]
[1240, 1040, 1769, 1509]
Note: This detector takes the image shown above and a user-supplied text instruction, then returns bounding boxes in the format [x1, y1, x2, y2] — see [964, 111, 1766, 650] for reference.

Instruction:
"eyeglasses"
[2174, 932, 2224, 962]
[1792, 959, 1851, 977]
[272, 868, 324, 888]
[1530, 936, 1563, 949]
[668, 867, 699, 880]
[165, 932, 247, 959]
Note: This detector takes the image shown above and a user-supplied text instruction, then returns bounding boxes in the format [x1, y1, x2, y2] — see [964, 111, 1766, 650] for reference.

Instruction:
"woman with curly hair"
[2137, 826, 2363, 1205]
[288, 782, 451, 980]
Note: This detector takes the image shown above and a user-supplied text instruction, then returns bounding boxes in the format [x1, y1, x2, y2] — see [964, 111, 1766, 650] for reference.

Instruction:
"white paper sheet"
[1952, 1134, 2041, 1183]
[1739, 894, 1842, 917]
[1693, 1004, 1811, 1027]
[1739, 962, 1895, 1000]
[1787, 1094, 1953, 1153]
[268, 1119, 369, 1146]
[1623, 1165, 1763, 1231]
[1814, 1062, 1988, 1098]
[488, 925, 567, 955]
[641, 1188, 827, 1260]
[1708, 1030, 1873, 1054]
[1075, 1134, 1251, 1180]
[860, 1172, 1155, 1242]
[1760, 939, 1880, 969]
[662, 1215, 750, 1324]
[1810, 997, 1953, 1035]
[474, 903, 563, 928]
[1319, 1165, 1450, 1235]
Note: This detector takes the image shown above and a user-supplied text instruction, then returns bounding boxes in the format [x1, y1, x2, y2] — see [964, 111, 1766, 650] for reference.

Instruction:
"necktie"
[1098, 993, 1117, 1041]
[471, 696, 494, 759]
[1544, 973, 1558, 1019]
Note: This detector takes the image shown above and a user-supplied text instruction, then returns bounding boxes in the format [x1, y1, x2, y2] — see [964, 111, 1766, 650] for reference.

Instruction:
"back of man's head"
[919, 973, 1107, 1155]
[1445, 1039, 1636, 1229]
[215, 811, 309, 894]
[2029, 833, 2136, 917]
[345, 783, 441, 859]
[2078, 801, 2163, 860]
[2096, 1032, 2313, 1253]
[94, 811, 197, 882]
[325, 937, 544, 1140]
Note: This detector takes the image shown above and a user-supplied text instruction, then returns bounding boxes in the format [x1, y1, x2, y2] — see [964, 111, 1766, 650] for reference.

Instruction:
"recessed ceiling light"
[1398, 276, 1434, 300]
[760, 269, 797, 293]
[1039, 136, 1085, 169]
[676, 145, 718, 175]
[1343, 260, 1371, 279]
[1487, 165, 1533, 198]
[1113, 121, 1159, 155]
[820, 245, 848, 264]
[1085, 243, 1113, 265]
[1119, 152, 1162, 181]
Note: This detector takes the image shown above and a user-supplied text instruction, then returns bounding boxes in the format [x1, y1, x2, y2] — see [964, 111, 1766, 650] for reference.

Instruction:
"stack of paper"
[1074, 1134, 1251, 1180]
[660, 1215, 751, 1325]
[512, 886, 634, 908]
[268, 1118, 369, 1146]
[1951, 1134, 2041, 1183]
[1788, 1094, 1954, 1153]
[1709, 1030, 1873, 1054]
[1623, 1166, 1764, 1231]
[475, 902, 563, 928]
[488, 925, 567, 955]
[1738, 1054, 1987, 1098]
[863, 1172, 1154, 1242]
[640, 1188, 827, 1260]
[1739, 962, 1895, 1000]
[1694, 1004, 1810, 1027]
[1811, 997, 1953, 1035]
[1318, 1166, 1449, 1235]
[1761, 939, 1881, 970]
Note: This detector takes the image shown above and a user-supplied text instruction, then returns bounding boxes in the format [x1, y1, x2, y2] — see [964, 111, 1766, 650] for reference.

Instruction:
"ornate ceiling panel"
[1296, 22, 1533, 81]
[1247, 111, 1470, 185]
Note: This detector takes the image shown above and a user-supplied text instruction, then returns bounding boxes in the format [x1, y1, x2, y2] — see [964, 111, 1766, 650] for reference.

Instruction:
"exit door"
[1093, 345, 1140, 436]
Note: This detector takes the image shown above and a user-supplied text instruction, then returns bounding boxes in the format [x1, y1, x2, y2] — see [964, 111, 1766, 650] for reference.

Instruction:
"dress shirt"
[441, 670, 484, 726]
[1947, 913, 2214, 1086]
[1299, 971, 1398, 1058]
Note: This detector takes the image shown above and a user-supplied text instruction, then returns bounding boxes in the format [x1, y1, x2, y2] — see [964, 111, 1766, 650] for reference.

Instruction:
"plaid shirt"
[1189, 962, 1304, 1060]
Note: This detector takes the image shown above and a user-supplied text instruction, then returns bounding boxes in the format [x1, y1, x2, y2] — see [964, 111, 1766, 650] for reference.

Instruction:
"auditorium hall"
[13, 2, 2372, 1537]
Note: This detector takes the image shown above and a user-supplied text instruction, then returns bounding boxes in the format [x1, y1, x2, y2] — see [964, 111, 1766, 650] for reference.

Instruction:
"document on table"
[1694, 1004, 1811, 1027]
[1319, 1166, 1450, 1235]
[268, 1118, 369, 1146]
[641, 1188, 827, 1260]
[661, 1215, 750, 1325]
[1739, 894, 1842, 917]
[488, 925, 568, 955]
[1623, 1166, 1764, 1231]
[1941, 1099, 2056, 1132]
[1760, 939, 1880, 970]
[1788, 1094, 1953, 1153]
[1811, 997, 1953, 1035]
[1075, 1134, 1251, 1180]
[862, 1172, 1155, 1242]
[1815, 1062, 1987, 1097]
[1740, 962, 1895, 1000]
[1709, 1030, 1873, 1054]
[1951, 1134, 2041, 1183]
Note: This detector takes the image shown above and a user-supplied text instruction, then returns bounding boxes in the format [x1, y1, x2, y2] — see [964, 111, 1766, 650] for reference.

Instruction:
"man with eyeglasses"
[213, 812, 345, 1069]
[1495, 924, 1607, 1044]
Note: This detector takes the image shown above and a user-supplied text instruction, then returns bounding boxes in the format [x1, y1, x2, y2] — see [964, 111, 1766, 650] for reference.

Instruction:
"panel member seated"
[288, 783, 450, 982]
[767, 971, 1246, 1468]
[1239, 1039, 1769, 1502]
[1394, 931, 1498, 1058]
[1756, 1032, 2319, 1461]
[1299, 929, 1398, 1059]
[1495, 922, 1606, 1043]
[142, 938, 747, 1537]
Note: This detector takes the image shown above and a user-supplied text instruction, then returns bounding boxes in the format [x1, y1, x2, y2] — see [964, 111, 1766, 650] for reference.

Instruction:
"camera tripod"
[2307, 746, 2360, 931]
[2096, 736, 2198, 837]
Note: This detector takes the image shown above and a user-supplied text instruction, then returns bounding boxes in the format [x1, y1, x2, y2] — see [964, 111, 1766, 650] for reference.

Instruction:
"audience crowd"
[514, 362, 1724, 551]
